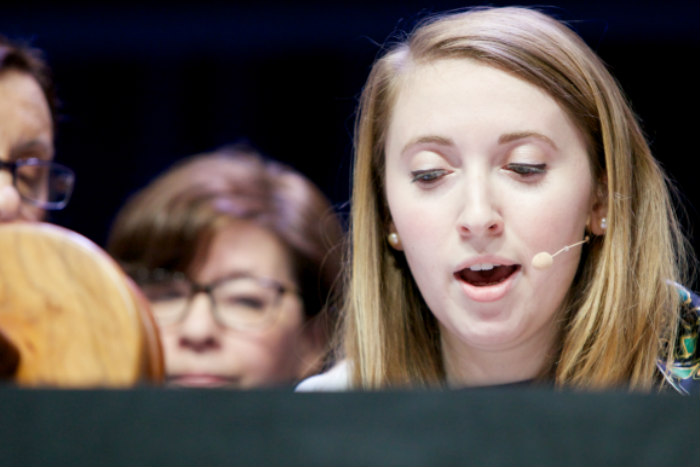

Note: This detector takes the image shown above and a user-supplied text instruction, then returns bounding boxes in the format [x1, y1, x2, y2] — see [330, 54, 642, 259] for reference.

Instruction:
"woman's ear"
[588, 176, 608, 236]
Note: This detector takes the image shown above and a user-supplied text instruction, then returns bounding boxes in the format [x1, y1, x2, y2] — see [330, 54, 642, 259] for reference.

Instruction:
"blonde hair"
[344, 6, 692, 390]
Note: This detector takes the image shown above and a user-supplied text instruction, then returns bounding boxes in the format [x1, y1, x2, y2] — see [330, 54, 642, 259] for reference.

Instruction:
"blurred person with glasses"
[107, 146, 344, 389]
[0, 35, 75, 222]
[133, 269, 299, 333]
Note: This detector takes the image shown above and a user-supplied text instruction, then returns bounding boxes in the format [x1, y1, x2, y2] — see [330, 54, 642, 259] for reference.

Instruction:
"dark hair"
[0, 35, 58, 129]
[107, 145, 345, 323]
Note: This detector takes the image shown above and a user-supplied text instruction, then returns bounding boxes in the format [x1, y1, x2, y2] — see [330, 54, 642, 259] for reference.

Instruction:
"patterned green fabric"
[657, 283, 700, 395]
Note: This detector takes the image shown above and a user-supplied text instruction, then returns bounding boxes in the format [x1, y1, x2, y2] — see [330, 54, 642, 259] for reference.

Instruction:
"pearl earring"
[388, 232, 400, 248]
[600, 217, 608, 230]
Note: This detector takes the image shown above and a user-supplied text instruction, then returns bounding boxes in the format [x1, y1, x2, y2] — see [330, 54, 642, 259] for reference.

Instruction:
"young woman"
[297, 6, 698, 394]
[108, 146, 344, 388]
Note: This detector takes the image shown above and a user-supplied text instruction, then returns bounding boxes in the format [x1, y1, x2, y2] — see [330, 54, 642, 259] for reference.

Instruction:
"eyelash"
[505, 163, 546, 177]
[410, 163, 545, 185]
[410, 169, 450, 184]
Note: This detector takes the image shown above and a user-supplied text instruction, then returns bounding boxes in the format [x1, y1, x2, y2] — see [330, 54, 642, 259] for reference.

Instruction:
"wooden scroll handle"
[0, 327, 20, 378]
[0, 222, 164, 387]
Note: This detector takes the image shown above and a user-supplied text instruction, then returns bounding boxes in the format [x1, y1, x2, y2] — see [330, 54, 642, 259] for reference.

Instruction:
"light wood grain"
[0, 222, 164, 387]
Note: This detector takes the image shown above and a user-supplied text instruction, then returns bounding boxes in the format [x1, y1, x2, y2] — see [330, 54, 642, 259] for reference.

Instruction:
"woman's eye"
[410, 169, 450, 184]
[505, 163, 546, 177]
[143, 287, 188, 302]
[222, 295, 266, 310]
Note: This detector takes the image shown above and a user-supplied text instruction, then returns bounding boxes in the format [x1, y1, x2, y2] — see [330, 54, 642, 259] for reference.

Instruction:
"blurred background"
[2, 0, 699, 253]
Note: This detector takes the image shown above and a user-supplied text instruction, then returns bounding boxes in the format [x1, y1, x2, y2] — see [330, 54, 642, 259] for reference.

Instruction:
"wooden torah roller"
[0, 222, 164, 387]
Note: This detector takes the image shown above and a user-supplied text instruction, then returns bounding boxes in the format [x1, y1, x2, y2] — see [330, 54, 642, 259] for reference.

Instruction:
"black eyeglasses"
[131, 268, 298, 331]
[0, 158, 75, 210]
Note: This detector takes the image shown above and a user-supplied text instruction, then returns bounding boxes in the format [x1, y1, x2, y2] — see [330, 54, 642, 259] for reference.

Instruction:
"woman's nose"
[456, 175, 504, 239]
[176, 293, 222, 353]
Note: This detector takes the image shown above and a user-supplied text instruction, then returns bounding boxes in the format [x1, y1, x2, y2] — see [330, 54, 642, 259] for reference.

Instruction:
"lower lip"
[168, 375, 235, 388]
[456, 268, 519, 303]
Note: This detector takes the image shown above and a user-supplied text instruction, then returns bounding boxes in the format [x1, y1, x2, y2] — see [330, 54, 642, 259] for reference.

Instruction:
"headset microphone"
[531, 236, 590, 269]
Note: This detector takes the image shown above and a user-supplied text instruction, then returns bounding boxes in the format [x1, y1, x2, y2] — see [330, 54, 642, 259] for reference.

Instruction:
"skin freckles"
[384, 58, 601, 385]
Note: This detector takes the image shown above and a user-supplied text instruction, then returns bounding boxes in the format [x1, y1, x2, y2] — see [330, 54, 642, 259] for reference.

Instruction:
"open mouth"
[455, 264, 520, 287]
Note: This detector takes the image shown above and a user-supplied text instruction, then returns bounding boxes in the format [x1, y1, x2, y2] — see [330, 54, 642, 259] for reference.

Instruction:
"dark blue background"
[2, 1, 698, 261]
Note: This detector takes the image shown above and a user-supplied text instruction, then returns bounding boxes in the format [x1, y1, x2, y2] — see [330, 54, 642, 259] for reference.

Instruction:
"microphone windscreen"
[532, 252, 553, 269]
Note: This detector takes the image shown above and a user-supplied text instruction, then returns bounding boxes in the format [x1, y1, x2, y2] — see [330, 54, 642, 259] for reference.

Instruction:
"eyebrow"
[399, 131, 558, 156]
[498, 131, 558, 150]
[9, 140, 53, 161]
[400, 135, 455, 156]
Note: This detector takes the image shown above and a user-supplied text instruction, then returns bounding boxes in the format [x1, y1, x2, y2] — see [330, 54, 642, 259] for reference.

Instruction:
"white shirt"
[295, 360, 351, 392]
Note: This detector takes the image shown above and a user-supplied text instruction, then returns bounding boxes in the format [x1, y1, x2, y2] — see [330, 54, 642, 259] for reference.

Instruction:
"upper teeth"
[469, 263, 498, 271]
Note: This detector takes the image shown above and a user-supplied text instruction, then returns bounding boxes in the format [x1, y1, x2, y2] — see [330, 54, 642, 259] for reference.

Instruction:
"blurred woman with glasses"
[107, 146, 344, 389]
[0, 35, 75, 222]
